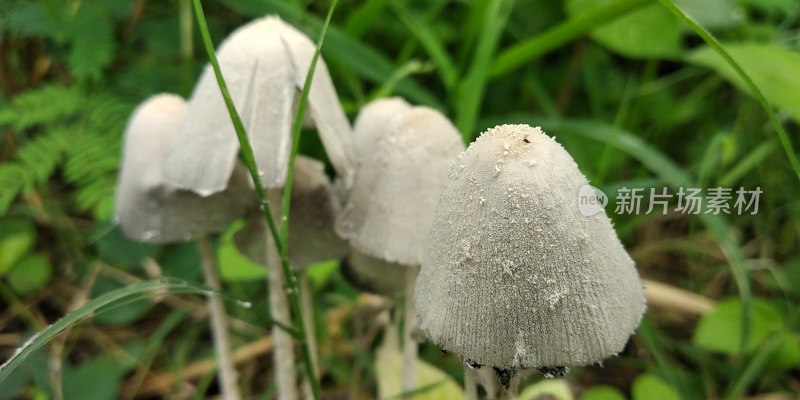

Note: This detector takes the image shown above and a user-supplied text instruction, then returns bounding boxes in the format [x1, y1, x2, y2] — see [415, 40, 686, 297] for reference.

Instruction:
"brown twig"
[643, 278, 715, 317]
[131, 337, 273, 396]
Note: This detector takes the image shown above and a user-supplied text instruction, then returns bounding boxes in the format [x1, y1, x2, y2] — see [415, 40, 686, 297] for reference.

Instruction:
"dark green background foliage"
[0, 0, 799, 399]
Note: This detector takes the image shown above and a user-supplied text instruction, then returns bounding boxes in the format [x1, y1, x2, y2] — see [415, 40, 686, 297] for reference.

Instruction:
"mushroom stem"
[498, 375, 521, 400]
[299, 272, 319, 399]
[198, 236, 241, 400]
[464, 366, 478, 400]
[477, 368, 500, 400]
[402, 268, 418, 398]
[265, 189, 297, 400]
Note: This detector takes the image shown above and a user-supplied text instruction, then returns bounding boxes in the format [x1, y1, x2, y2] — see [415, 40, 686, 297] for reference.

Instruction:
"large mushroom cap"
[164, 16, 354, 195]
[336, 106, 465, 266]
[114, 94, 254, 243]
[414, 124, 645, 369]
[234, 155, 347, 271]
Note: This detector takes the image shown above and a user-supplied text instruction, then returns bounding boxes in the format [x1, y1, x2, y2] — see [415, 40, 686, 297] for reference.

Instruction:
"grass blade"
[0, 278, 213, 384]
[278, 2, 339, 398]
[656, 0, 800, 183]
[455, 0, 515, 140]
[389, 0, 458, 89]
[489, 0, 648, 78]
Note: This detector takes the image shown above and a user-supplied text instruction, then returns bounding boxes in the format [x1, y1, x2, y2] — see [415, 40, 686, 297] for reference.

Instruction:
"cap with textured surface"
[164, 16, 355, 195]
[114, 94, 254, 243]
[414, 124, 645, 369]
[234, 155, 347, 270]
[336, 106, 465, 266]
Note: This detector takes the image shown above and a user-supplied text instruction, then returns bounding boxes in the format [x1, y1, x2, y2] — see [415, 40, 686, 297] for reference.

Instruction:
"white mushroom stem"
[477, 368, 500, 400]
[299, 272, 319, 399]
[402, 268, 418, 398]
[265, 189, 297, 400]
[198, 236, 241, 400]
[464, 366, 478, 400]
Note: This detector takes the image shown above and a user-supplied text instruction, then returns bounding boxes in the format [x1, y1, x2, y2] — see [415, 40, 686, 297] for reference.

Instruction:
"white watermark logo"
[577, 186, 762, 216]
[578, 184, 608, 216]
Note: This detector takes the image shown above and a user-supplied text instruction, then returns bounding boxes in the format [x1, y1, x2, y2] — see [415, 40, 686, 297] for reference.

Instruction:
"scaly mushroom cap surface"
[336, 107, 465, 266]
[164, 16, 354, 195]
[234, 156, 347, 271]
[114, 94, 253, 243]
[414, 124, 645, 369]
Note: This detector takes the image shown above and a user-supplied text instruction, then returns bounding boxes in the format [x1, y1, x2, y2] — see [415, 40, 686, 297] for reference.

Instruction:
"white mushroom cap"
[336, 106, 465, 266]
[164, 16, 355, 196]
[234, 155, 347, 271]
[352, 97, 412, 157]
[414, 124, 646, 369]
[114, 94, 254, 243]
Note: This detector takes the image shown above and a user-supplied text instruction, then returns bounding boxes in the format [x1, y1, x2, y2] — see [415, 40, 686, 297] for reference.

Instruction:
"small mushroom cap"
[352, 97, 412, 156]
[341, 250, 410, 295]
[336, 106, 465, 266]
[234, 155, 347, 271]
[414, 124, 646, 369]
[164, 16, 355, 195]
[114, 94, 254, 243]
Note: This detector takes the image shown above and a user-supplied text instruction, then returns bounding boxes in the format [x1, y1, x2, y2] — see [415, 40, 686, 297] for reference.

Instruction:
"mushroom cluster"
[113, 13, 647, 399]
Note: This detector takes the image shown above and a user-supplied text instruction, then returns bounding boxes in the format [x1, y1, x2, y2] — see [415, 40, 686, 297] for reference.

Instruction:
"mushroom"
[159, 16, 357, 398]
[114, 94, 253, 243]
[114, 93, 253, 400]
[414, 124, 646, 392]
[163, 15, 355, 196]
[336, 105, 464, 265]
[336, 102, 465, 395]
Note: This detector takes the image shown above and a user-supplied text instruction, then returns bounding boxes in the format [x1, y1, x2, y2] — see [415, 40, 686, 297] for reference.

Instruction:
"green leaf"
[580, 385, 626, 400]
[62, 356, 130, 400]
[305, 260, 340, 290]
[159, 242, 203, 281]
[0, 218, 36, 276]
[519, 378, 574, 400]
[673, 0, 741, 29]
[6, 254, 52, 296]
[687, 43, 800, 123]
[375, 334, 463, 400]
[766, 331, 800, 374]
[565, 0, 683, 59]
[632, 374, 681, 400]
[693, 298, 783, 355]
[94, 225, 160, 270]
[218, 222, 267, 281]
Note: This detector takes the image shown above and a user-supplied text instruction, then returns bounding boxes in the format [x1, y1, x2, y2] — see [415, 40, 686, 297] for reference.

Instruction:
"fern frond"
[63, 132, 120, 185]
[0, 85, 83, 131]
[15, 130, 67, 183]
[74, 175, 117, 212]
[64, 7, 115, 83]
[0, 164, 29, 214]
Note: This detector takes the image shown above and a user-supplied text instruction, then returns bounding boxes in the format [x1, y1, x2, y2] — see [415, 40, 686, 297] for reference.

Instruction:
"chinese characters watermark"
[578, 185, 762, 216]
